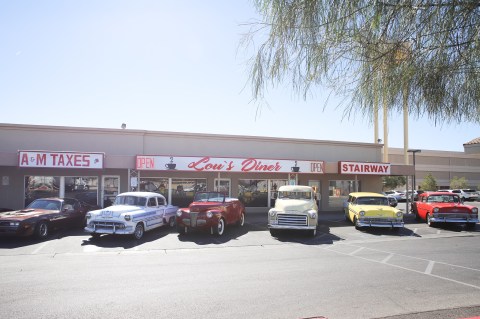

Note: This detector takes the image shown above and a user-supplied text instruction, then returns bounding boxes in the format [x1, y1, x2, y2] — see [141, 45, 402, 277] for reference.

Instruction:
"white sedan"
[85, 192, 178, 240]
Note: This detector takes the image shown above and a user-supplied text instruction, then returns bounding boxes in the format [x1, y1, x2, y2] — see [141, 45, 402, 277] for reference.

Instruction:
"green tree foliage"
[420, 173, 438, 191]
[382, 176, 406, 190]
[450, 176, 469, 189]
[244, 0, 480, 124]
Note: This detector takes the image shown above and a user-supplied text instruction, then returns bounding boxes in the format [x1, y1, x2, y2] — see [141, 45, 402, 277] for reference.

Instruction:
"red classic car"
[0, 198, 97, 239]
[175, 192, 245, 236]
[412, 192, 478, 229]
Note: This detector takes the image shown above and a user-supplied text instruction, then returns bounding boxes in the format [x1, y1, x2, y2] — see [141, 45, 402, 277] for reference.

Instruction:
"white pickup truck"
[85, 192, 179, 240]
[268, 185, 318, 237]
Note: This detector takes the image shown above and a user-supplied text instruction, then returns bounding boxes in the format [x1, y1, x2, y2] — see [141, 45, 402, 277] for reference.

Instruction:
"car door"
[415, 196, 429, 220]
[145, 197, 161, 229]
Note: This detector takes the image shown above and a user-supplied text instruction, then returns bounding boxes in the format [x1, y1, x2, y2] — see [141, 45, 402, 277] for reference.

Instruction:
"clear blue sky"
[1, 0, 478, 152]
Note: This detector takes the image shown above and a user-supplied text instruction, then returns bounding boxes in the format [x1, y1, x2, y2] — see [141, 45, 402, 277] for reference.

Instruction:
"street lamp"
[408, 149, 421, 194]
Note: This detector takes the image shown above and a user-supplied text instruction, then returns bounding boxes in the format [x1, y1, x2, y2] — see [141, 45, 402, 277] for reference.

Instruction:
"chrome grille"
[190, 213, 198, 227]
[437, 213, 469, 219]
[277, 214, 307, 226]
[92, 221, 125, 230]
[363, 218, 398, 223]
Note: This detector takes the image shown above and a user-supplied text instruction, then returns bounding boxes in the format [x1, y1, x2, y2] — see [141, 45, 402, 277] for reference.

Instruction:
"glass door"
[102, 176, 120, 208]
[214, 178, 231, 197]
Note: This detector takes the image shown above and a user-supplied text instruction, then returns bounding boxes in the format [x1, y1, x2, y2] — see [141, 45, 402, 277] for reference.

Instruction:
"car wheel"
[353, 217, 361, 230]
[414, 210, 421, 221]
[465, 223, 476, 230]
[236, 212, 245, 227]
[427, 214, 435, 227]
[133, 223, 144, 240]
[168, 217, 175, 228]
[35, 221, 49, 239]
[308, 228, 317, 237]
[90, 233, 101, 239]
[213, 218, 225, 236]
[176, 224, 186, 235]
[269, 229, 279, 237]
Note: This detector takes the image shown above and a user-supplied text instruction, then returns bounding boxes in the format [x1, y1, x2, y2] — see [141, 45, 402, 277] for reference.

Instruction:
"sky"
[1, 0, 478, 152]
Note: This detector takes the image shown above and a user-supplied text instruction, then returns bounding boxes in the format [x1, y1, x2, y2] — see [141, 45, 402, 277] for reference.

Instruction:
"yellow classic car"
[344, 192, 404, 230]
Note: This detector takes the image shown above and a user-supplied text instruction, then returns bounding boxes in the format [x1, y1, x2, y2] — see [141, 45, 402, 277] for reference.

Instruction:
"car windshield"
[194, 192, 225, 202]
[27, 199, 61, 210]
[356, 197, 389, 206]
[427, 195, 460, 203]
[114, 195, 147, 206]
[278, 191, 312, 200]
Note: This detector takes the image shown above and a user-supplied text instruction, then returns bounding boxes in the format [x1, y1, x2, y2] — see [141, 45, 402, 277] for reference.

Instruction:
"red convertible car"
[411, 191, 478, 229]
[0, 198, 97, 239]
[176, 192, 245, 236]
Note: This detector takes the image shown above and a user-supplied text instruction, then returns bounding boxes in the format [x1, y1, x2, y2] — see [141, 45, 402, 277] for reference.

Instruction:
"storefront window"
[328, 180, 360, 209]
[139, 178, 169, 197]
[24, 175, 99, 207]
[238, 179, 268, 207]
[65, 176, 98, 207]
[171, 178, 207, 207]
[25, 176, 60, 206]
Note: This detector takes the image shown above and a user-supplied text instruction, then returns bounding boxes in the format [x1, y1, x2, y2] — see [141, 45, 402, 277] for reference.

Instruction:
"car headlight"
[472, 208, 478, 213]
[269, 210, 277, 217]
[359, 211, 365, 216]
[176, 210, 183, 217]
[9, 222, 19, 226]
[124, 215, 131, 221]
[396, 211, 403, 218]
[86, 213, 91, 219]
[433, 207, 439, 213]
[307, 211, 317, 219]
[206, 211, 213, 218]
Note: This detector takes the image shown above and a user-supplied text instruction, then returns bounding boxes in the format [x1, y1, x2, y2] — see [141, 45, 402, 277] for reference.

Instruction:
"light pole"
[408, 149, 421, 195]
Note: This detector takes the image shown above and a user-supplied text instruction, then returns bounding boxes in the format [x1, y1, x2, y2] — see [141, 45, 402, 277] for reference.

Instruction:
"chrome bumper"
[268, 224, 317, 230]
[84, 225, 134, 235]
[430, 217, 479, 223]
[357, 220, 404, 228]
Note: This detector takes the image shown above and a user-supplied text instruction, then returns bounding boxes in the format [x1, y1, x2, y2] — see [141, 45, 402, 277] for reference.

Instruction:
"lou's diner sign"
[137, 155, 325, 174]
[19, 151, 104, 169]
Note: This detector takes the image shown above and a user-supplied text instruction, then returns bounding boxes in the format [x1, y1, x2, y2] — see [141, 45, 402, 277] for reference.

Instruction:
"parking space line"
[425, 260, 435, 274]
[349, 247, 364, 255]
[32, 242, 48, 255]
[381, 253, 394, 264]
[320, 243, 480, 290]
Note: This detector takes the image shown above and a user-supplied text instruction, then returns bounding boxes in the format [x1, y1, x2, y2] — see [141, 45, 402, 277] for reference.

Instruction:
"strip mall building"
[0, 123, 478, 212]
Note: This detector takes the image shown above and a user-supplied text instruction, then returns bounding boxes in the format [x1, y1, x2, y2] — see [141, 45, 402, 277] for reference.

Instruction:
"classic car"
[0, 197, 95, 239]
[175, 191, 245, 236]
[411, 191, 478, 229]
[344, 192, 404, 230]
[268, 185, 318, 237]
[85, 192, 179, 240]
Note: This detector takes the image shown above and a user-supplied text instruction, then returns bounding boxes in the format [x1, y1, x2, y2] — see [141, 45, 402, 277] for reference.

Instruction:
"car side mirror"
[390, 202, 397, 208]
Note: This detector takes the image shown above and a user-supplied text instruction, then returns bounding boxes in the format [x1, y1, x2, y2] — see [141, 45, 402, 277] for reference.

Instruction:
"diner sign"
[19, 151, 104, 169]
[136, 155, 325, 174]
[339, 161, 391, 175]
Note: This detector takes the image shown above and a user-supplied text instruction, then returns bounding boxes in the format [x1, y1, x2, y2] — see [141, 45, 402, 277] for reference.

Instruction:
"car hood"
[274, 200, 316, 212]
[356, 205, 400, 217]
[187, 202, 223, 213]
[91, 205, 143, 217]
[0, 209, 55, 221]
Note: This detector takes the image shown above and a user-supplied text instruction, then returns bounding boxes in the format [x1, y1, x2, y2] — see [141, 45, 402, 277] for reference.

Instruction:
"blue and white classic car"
[85, 192, 179, 240]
